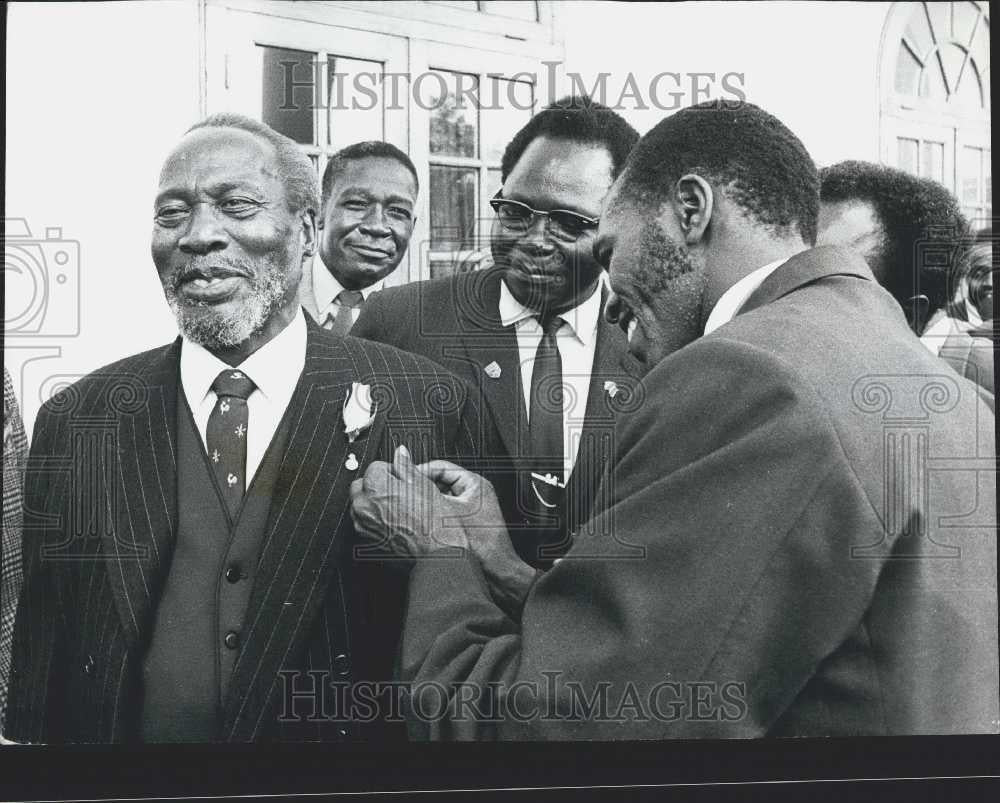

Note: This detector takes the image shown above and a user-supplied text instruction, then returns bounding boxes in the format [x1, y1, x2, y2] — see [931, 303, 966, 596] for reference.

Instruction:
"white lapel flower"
[604, 380, 620, 399]
[343, 382, 376, 443]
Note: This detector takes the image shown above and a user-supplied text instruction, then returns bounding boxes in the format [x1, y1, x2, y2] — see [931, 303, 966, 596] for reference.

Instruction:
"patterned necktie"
[206, 368, 257, 519]
[526, 314, 565, 521]
[324, 289, 365, 337]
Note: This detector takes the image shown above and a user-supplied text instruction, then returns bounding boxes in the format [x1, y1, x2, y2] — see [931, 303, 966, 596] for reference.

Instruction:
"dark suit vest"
[140, 393, 293, 742]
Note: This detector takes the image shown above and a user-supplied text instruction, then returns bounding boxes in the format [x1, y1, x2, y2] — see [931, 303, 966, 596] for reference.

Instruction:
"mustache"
[170, 257, 253, 290]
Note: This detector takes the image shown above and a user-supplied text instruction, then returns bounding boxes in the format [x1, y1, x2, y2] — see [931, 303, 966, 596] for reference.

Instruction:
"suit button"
[225, 565, 241, 583]
[333, 653, 350, 676]
[338, 728, 349, 739]
[224, 631, 240, 650]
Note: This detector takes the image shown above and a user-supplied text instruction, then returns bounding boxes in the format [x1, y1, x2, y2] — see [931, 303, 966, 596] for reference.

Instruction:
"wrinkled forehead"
[158, 127, 281, 191]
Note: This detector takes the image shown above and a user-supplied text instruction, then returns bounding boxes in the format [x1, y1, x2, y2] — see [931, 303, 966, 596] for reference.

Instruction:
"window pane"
[960, 146, 983, 204]
[953, 1, 981, 45]
[481, 79, 534, 162]
[480, 1, 539, 21]
[895, 41, 923, 95]
[327, 55, 385, 150]
[925, 1, 950, 43]
[954, 57, 985, 107]
[430, 1, 479, 9]
[486, 167, 503, 197]
[904, 6, 934, 57]
[430, 165, 477, 249]
[919, 55, 948, 100]
[428, 69, 478, 158]
[261, 45, 316, 145]
[921, 141, 945, 183]
[898, 138, 919, 176]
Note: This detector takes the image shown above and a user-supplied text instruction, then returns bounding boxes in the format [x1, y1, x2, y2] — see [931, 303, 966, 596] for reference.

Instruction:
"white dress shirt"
[498, 280, 602, 476]
[312, 258, 383, 327]
[180, 309, 307, 482]
[703, 258, 788, 335]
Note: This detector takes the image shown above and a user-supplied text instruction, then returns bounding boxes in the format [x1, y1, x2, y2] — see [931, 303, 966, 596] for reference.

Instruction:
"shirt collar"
[498, 278, 603, 346]
[703, 258, 788, 335]
[180, 308, 308, 404]
[313, 258, 383, 318]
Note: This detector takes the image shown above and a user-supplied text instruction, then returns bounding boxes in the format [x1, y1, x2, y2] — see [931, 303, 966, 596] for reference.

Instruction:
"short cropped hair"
[620, 100, 820, 245]
[500, 95, 639, 183]
[185, 113, 318, 216]
[820, 160, 968, 317]
[321, 141, 419, 209]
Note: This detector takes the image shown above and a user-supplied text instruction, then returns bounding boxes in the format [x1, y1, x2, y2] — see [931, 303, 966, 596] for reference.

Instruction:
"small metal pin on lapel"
[345, 453, 359, 471]
[484, 360, 502, 379]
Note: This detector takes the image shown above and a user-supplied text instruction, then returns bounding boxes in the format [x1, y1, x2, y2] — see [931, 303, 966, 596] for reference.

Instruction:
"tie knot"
[211, 369, 257, 400]
[337, 289, 365, 309]
[539, 314, 563, 336]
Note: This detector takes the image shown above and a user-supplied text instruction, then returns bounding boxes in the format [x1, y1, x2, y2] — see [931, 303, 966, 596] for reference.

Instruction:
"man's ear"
[301, 208, 318, 260]
[673, 174, 713, 245]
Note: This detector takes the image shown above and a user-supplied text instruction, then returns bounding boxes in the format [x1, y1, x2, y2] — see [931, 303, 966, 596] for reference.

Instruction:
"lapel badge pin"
[345, 453, 359, 471]
[604, 380, 620, 399]
[484, 361, 502, 379]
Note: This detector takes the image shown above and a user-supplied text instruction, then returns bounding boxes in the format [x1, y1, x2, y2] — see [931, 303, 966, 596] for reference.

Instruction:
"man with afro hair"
[817, 160, 969, 335]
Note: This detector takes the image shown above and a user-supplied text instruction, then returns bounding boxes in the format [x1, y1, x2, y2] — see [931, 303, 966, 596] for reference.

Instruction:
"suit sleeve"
[5, 404, 66, 743]
[399, 336, 890, 739]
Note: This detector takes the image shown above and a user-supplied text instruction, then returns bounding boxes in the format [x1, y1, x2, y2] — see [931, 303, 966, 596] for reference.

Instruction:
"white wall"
[557, 0, 893, 166]
[6, 1, 201, 433]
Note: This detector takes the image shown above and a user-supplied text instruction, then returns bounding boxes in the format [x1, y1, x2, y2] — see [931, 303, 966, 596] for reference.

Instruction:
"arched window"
[880, 1, 991, 224]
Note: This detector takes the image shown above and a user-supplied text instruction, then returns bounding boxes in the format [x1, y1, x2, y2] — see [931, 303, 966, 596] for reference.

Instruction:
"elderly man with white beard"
[5, 114, 501, 744]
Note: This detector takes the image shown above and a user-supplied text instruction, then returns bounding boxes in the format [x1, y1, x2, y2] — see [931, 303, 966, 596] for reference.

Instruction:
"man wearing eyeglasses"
[353, 97, 640, 578]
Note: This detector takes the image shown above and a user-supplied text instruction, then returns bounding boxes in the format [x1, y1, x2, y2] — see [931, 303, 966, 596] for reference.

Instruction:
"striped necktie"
[324, 289, 365, 337]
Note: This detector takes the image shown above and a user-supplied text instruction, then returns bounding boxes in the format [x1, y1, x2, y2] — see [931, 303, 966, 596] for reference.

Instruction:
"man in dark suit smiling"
[6, 114, 495, 743]
[353, 97, 640, 569]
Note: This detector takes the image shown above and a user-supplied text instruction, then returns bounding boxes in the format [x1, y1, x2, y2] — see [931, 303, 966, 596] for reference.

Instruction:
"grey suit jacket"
[398, 247, 999, 739]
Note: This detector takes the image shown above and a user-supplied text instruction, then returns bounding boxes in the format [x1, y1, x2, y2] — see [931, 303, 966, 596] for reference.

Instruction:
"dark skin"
[350, 170, 811, 606]
[318, 156, 417, 291]
[492, 135, 612, 315]
[152, 127, 316, 366]
[349, 445, 537, 614]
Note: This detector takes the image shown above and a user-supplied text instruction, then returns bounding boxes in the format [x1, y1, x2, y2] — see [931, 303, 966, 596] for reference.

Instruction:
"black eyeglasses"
[489, 192, 599, 242]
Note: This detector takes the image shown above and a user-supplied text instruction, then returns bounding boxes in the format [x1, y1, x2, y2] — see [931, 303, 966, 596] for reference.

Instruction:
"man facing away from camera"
[816, 160, 969, 341]
[353, 98, 640, 576]
[350, 101, 998, 738]
[6, 114, 499, 743]
[300, 141, 419, 335]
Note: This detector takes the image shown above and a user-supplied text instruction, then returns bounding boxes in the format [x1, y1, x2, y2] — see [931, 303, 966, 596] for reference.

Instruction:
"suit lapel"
[107, 341, 180, 648]
[452, 269, 527, 464]
[222, 324, 380, 739]
[564, 286, 633, 526]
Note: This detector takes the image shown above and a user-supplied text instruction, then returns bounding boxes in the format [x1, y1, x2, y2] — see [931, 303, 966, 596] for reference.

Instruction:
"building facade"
[4, 1, 992, 432]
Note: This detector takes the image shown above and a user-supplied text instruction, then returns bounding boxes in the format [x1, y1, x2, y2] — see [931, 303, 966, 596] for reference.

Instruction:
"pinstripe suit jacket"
[5, 319, 498, 743]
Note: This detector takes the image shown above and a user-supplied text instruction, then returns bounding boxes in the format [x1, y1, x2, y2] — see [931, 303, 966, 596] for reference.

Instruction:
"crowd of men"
[1, 96, 996, 743]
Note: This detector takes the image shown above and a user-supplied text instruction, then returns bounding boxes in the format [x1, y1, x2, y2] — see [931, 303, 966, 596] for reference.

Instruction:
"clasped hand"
[349, 444, 507, 568]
